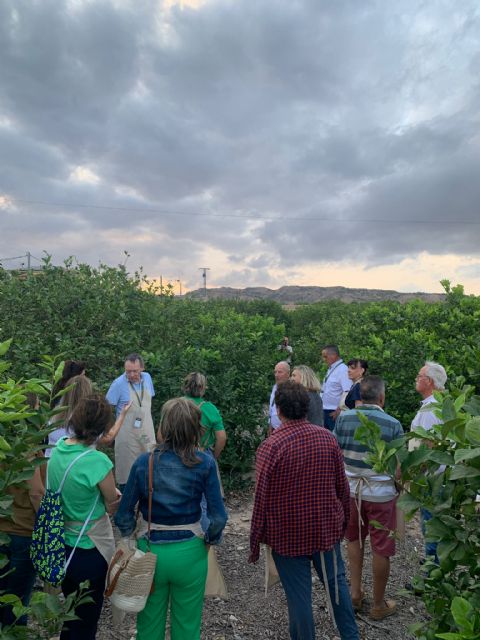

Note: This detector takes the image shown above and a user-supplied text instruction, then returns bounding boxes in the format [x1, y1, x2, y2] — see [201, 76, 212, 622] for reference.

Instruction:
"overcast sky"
[1, 0, 479, 294]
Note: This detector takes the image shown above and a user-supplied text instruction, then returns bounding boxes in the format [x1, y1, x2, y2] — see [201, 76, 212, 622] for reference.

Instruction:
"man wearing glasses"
[410, 361, 448, 562]
[106, 353, 156, 490]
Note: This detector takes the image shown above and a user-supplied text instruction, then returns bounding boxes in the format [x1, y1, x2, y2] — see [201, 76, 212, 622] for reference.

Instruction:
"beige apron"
[115, 383, 156, 485]
[66, 513, 116, 567]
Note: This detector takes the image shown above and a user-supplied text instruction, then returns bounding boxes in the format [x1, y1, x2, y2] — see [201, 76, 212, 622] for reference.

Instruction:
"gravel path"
[97, 490, 428, 640]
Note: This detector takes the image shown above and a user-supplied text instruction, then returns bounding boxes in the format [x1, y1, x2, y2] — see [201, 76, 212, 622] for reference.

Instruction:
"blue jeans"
[0, 534, 36, 626]
[420, 508, 439, 563]
[273, 544, 359, 640]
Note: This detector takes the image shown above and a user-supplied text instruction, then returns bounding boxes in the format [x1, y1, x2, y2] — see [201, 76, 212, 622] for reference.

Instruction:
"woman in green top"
[182, 372, 227, 459]
[47, 394, 125, 640]
[182, 372, 227, 532]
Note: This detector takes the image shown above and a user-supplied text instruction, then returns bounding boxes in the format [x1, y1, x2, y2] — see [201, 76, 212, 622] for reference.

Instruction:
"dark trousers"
[60, 545, 107, 640]
[272, 544, 359, 640]
[323, 410, 336, 432]
[0, 534, 36, 626]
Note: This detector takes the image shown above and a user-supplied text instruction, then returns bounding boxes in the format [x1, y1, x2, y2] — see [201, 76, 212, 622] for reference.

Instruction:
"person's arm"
[333, 440, 350, 533]
[213, 429, 227, 459]
[114, 461, 142, 537]
[98, 470, 121, 515]
[99, 401, 132, 445]
[204, 459, 228, 545]
[248, 442, 273, 563]
[28, 464, 45, 512]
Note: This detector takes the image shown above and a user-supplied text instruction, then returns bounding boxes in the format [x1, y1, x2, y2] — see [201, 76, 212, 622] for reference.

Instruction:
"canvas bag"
[30, 448, 98, 587]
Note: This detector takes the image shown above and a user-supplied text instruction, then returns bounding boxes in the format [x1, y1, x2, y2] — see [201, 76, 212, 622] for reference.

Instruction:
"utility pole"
[198, 267, 210, 299]
[176, 279, 182, 296]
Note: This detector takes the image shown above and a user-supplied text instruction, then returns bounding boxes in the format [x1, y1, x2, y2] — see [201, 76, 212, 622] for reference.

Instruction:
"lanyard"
[324, 360, 343, 383]
[129, 381, 144, 407]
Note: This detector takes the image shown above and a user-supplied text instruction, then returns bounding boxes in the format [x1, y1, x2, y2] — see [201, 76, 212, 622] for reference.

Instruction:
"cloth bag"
[204, 546, 228, 599]
[104, 453, 157, 613]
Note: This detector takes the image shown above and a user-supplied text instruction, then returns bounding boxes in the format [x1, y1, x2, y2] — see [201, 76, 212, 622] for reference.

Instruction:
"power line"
[5, 198, 480, 225]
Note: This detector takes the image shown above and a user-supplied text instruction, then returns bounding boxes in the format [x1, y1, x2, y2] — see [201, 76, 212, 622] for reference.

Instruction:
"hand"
[330, 408, 341, 420]
[120, 401, 133, 417]
[107, 490, 122, 515]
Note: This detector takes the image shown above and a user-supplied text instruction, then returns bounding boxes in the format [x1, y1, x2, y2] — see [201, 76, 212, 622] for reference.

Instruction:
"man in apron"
[106, 353, 156, 490]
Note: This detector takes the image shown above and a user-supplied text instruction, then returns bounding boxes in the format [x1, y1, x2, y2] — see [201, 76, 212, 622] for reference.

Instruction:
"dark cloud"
[0, 0, 479, 288]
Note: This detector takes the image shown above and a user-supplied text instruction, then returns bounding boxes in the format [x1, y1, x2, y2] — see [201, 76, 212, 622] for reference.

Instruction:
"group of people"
[0, 345, 448, 640]
[0, 354, 228, 640]
[259, 344, 447, 639]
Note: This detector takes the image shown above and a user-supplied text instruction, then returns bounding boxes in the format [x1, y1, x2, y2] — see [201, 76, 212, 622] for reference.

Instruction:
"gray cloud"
[1, 0, 479, 288]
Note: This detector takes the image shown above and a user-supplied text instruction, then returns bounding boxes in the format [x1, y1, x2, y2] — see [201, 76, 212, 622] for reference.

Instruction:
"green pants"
[137, 536, 208, 640]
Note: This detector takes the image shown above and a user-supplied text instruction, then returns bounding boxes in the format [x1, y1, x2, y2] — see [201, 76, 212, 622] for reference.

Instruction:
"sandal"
[351, 590, 365, 611]
[369, 599, 397, 620]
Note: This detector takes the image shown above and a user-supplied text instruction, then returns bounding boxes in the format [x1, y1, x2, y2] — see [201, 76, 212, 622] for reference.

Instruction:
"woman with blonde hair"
[115, 397, 227, 640]
[291, 365, 324, 427]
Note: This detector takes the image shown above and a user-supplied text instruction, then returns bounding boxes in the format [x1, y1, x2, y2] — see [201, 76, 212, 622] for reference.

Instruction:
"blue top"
[106, 372, 155, 415]
[114, 447, 227, 545]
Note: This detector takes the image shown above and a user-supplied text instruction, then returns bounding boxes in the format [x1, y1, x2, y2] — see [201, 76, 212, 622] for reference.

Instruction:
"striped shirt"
[334, 405, 404, 503]
[249, 419, 350, 561]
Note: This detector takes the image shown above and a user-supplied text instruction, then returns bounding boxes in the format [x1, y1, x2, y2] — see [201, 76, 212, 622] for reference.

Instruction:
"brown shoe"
[369, 599, 396, 620]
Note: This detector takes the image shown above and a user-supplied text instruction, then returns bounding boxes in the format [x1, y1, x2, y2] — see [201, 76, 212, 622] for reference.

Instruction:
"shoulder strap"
[47, 447, 94, 492]
[64, 492, 100, 572]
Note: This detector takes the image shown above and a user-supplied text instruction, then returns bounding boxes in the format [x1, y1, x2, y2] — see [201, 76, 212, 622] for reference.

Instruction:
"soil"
[96, 490, 428, 640]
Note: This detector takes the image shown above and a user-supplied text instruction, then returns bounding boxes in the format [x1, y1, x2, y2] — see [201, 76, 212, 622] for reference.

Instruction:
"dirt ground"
[96, 490, 428, 640]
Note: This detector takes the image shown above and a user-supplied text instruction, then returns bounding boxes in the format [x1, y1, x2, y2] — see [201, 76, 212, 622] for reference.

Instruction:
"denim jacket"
[114, 447, 227, 545]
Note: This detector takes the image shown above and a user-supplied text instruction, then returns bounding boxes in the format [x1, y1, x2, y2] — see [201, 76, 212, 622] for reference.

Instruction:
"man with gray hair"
[410, 361, 448, 561]
[268, 361, 290, 436]
[106, 353, 156, 489]
[334, 376, 403, 620]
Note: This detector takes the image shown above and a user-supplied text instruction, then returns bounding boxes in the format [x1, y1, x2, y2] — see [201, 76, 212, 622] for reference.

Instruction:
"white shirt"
[322, 360, 351, 410]
[269, 384, 281, 430]
[409, 395, 444, 472]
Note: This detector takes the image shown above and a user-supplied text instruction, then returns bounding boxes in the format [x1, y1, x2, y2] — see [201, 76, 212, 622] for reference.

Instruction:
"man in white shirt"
[268, 361, 290, 435]
[321, 345, 352, 431]
[411, 360, 447, 561]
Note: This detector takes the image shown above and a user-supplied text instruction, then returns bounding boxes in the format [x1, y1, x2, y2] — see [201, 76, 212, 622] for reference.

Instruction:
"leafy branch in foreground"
[354, 391, 480, 640]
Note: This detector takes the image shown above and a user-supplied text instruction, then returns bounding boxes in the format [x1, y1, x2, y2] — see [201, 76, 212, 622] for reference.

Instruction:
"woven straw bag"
[105, 453, 157, 613]
[105, 542, 157, 612]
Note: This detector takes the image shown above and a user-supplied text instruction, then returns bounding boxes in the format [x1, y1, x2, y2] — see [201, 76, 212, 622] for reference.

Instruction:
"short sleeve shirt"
[185, 396, 225, 450]
[106, 372, 155, 416]
[47, 439, 113, 548]
[322, 360, 351, 410]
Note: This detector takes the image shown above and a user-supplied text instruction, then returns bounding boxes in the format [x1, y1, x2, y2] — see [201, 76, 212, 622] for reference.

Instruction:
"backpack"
[30, 448, 99, 586]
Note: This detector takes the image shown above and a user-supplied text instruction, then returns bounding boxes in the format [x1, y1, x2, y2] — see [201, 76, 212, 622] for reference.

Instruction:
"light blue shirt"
[106, 372, 155, 416]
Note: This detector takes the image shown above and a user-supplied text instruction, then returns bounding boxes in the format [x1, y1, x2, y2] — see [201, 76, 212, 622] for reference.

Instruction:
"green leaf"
[464, 396, 480, 417]
[0, 338, 12, 356]
[397, 492, 422, 512]
[454, 448, 480, 463]
[450, 596, 474, 632]
[442, 397, 457, 422]
[465, 417, 480, 446]
[450, 465, 480, 480]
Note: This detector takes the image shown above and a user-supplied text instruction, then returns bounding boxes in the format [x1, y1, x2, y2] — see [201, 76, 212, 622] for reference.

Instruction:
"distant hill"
[185, 285, 445, 305]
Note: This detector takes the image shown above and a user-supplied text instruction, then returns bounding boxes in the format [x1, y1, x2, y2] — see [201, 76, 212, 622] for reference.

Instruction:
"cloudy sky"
[1, 0, 479, 294]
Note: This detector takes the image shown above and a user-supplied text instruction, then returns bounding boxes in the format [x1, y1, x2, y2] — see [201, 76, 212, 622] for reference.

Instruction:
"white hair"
[424, 361, 447, 390]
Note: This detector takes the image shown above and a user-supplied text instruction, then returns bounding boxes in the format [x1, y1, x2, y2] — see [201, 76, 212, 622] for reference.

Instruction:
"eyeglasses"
[416, 374, 431, 380]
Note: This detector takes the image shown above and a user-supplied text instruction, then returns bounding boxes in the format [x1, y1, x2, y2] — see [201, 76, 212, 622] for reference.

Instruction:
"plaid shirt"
[249, 419, 350, 562]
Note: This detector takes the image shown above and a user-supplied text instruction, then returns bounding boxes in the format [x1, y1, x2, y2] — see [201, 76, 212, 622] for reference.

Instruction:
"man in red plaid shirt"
[249, 381, 359, 640]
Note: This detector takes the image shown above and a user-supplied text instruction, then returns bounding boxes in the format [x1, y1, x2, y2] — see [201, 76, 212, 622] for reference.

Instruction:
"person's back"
[116, 447, 226, 543]
[334, 376, 403, 621]
[256, 422, 347, 554]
